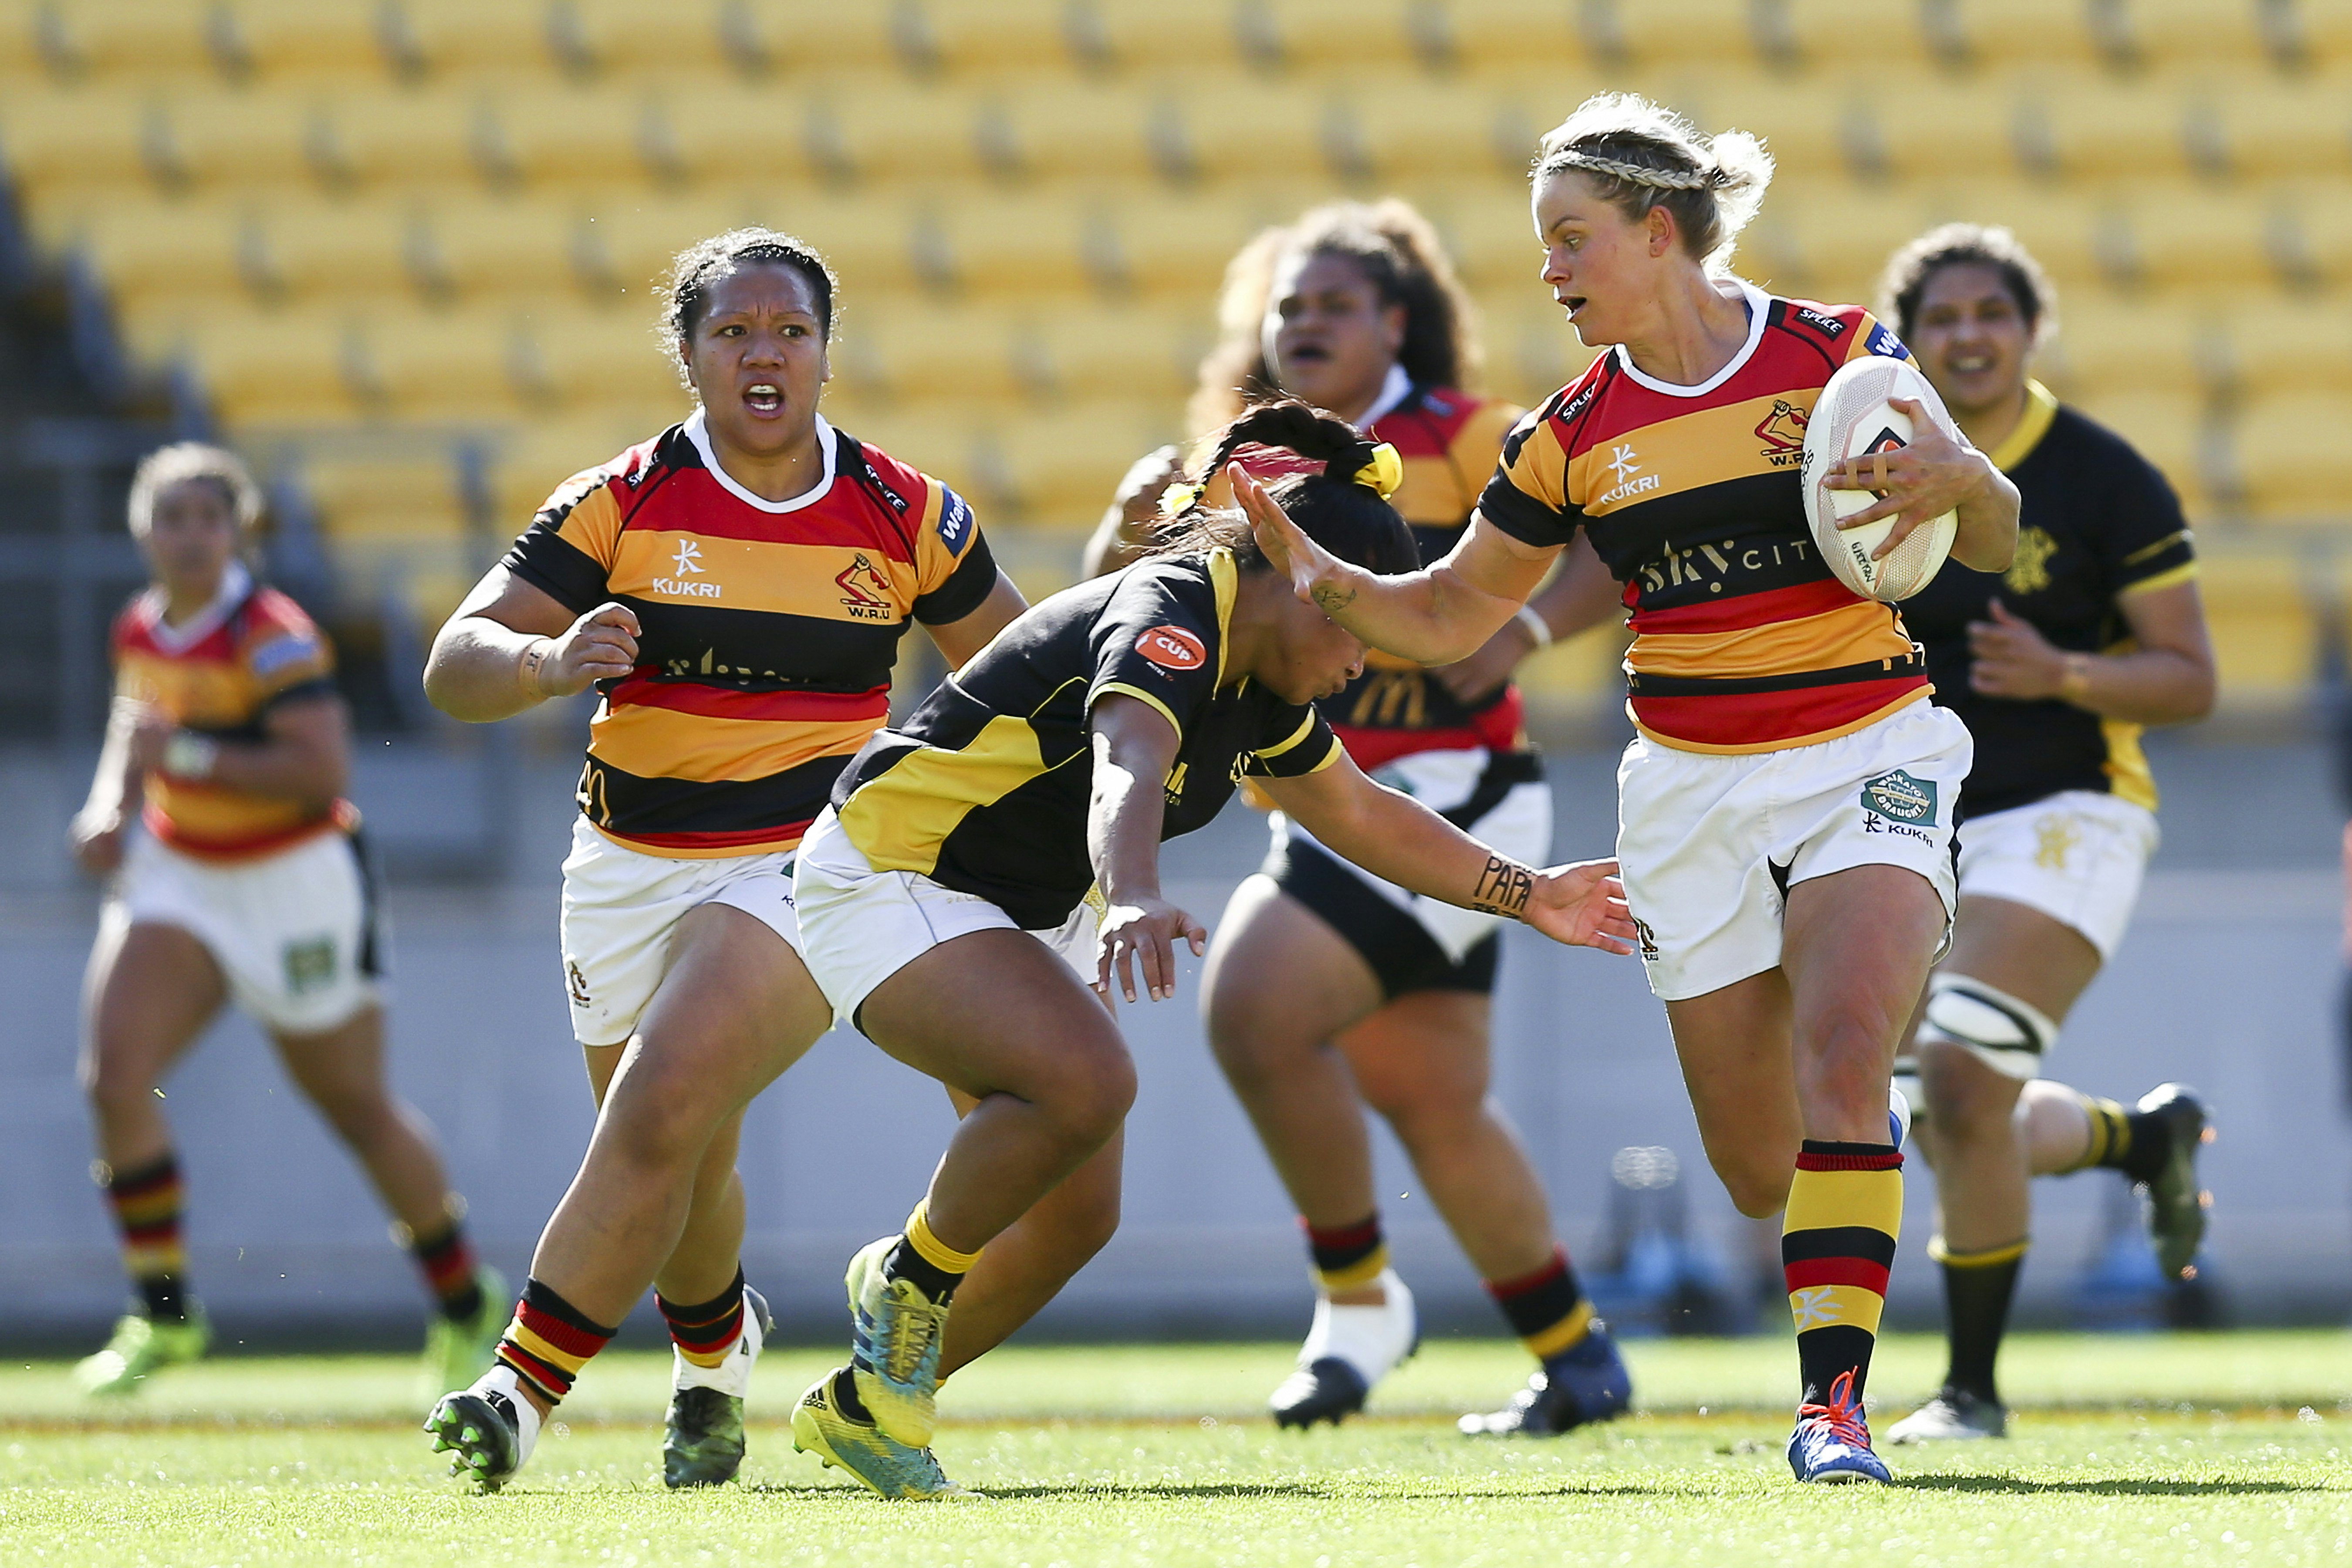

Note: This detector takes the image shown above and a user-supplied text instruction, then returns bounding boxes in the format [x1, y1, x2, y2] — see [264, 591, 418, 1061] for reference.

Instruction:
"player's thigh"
[1338, 989, 1494, 1126]
[1663, 969, 1802, 1217]
[861, 929, 1135, 1116]
[618, 902, 834, 1119]
[266, 1003, 396, 1124]
[81, 917, 228, 1094]
[1941, 894, 2103, 1027]
[1201, 875, 1383, 1076]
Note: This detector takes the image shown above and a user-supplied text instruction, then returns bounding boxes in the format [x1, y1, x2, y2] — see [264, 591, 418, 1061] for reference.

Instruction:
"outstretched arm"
[1432, 533, 1624, 703]
[1259, 751, 1635, 954]
[1235, 464, 1559, 665]
[1087, 693, 1209, 1002]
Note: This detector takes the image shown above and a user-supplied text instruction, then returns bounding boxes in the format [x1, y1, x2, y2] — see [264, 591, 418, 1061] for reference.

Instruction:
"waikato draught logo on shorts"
[1861, 769, 1937, 825]
[1135, 625, 1207, 672]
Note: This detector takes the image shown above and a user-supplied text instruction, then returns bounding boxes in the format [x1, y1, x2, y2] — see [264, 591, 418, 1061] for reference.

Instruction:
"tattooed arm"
[1259, 752, 1635, 954]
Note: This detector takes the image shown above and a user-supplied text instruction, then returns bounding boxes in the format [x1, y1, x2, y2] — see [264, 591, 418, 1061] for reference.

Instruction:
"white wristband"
[160, 732, 220, 781]
[1514, 604, 1554, 649]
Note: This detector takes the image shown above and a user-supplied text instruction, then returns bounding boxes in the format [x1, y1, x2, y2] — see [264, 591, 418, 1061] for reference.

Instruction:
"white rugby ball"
[1801, 355, 1961, 602]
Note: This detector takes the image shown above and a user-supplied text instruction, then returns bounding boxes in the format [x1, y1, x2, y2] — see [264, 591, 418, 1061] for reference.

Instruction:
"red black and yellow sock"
[102, 1154, 191, 1322]
[884, 1202, 981, 1304]
[1304, 1213, 1387, 1294]
[493, 1279, 617, 1408]
[408, 1217, 484, 1323]
[1484, 1248, 1594, 1361]
[658, 1267, 747, 1369]
[1932, 1235, 2027, 1405]
[1782, 1140, 1903, 1404]
[2064, 1092, 2172, 1184]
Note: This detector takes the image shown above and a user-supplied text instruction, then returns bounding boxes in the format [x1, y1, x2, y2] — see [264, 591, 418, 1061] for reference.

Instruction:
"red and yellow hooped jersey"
[112, 578, 351, 859]
[503, 411, 997, 859]
[1479, 286, 1929, 754]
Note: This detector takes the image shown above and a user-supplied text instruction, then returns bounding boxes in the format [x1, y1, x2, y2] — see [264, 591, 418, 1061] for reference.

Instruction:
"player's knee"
[1916, 1037, 2021, 1140]
[1720, 1160, 1794, 1219]
[1368, 1077, 1482, 1149]
[1050, 1162, 1124, 1262]
[1040, 1032, 1136, 1148]
[598, 1067, 722, 1173]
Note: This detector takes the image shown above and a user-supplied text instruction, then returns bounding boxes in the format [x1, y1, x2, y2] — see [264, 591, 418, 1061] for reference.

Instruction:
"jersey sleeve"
[1475, 404, 1582, 548]
[910, 476, 1000, 625]
[242, 592, 337, 708]
[1240, 701, 1342, 779]
[2102, 450, 2197, 595]
[502, 470, 623, 614]
[1842, 308, 1913, 365]
[1086, 568, 1223, 742]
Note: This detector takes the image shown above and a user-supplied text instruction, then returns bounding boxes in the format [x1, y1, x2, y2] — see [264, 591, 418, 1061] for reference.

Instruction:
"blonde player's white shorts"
[112, 826, 382, 1035]
[1616, 700, 1973, 1001]
[793, 808, 1102, 1031]
[559, 818, 802, 1047]
[1954, 789, 2158, 961]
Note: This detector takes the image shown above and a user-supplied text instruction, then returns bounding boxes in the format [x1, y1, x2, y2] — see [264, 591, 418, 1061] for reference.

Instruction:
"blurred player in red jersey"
[1243, 95, 2022, 1484]
[1088, 200, 1630, 1436]
[68, 443, 500, 1399]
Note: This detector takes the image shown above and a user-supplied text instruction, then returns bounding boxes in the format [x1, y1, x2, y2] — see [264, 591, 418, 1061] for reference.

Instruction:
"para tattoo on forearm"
[1472, 856, 1534, 918]
[1311, 583, 1357, 614]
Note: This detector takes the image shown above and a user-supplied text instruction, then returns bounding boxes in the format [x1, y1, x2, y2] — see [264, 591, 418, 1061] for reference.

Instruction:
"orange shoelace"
[1796, 1369, 1871, 1448]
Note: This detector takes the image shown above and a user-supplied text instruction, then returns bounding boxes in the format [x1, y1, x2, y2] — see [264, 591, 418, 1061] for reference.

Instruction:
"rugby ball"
[1801, 355, 1961, 602]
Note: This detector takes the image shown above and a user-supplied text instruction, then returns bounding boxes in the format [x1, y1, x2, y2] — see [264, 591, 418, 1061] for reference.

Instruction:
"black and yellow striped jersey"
[1901, 381, 2197, 819]
[833, 548, 1342, 929]
[502, 410, 997, 858]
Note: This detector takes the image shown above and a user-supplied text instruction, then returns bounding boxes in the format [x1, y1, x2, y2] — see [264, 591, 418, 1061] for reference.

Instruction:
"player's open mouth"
[1561, 295, 1587, 318]
[1948, 354, 1994, 373]
[1286, 341, 1329, 363]
[744, 382, 784, 413]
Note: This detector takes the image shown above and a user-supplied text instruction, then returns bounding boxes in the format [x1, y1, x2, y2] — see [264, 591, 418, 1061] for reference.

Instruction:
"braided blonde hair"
[1534, 92, 1773, 274]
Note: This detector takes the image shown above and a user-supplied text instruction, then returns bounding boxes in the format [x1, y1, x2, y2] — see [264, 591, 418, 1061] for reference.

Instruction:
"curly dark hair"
[657, 227, 840, 377]
[1147, 399, 1419, 578]
[1876, 222, 2056, 344]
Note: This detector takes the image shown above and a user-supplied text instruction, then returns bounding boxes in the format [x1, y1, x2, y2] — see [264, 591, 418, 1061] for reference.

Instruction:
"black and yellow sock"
[885, 1201, 981, 1304]
[1782, 1141, 1903, 1404]
[407, 1218, 485, 1323]
[1484, 1249, 1594, 1361]
[1932, 1236, 2028, 1405]
[2068, 1092, 2172, 1184]
[1304, 1213, 1387, 1294]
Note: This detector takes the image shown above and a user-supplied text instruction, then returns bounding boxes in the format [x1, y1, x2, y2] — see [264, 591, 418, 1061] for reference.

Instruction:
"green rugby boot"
[421, 1265, 508, 1402]
[75, 1307, 211, 1396]
[792, 1367, 973, 1500]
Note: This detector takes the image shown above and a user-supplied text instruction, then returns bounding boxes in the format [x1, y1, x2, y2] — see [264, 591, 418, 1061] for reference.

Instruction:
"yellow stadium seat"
[913, 0, 1083, 74]
[2207, 74, 2352, 181]
[990, 402, 1183, 526]
[1154, 78, 1342, 183]
[2110, 0, 2271, 68]
[1080, 0, 1247, 72]
[2037, 295, 2214, 400]
[476, 84, 662, 188]
[2014, 76, 2195, 180]
[1927, 183, 2113, 289]
[1778, 0, 1944, 69]
[719, 0, 909, 76]
[803, 75, 984, 185]
[72, 204, 251, 308]
[2229, 391, 2352, 517]
[514, 301, 712, 409]
[827, 303, 1024, 406]
[556, 0, 731, 76]
[2193, 550, 2311, 696]
[975, 82, 1159, 182]
[921, 195, 1103, 299]
[1347, 75, 1537, 183]
[29, 0, 213, 79]
[408, 198, 582, 301]
[2296, 0, 2352, 68]
[2119, 185, 2282, 290]
[1475, 298, 1603, 409]
[1421, 186, 1548, 294]
[209, 0, 389, 79]
[581, 192, 914, 298]
[2212, 296, 2352, 395]
[378, 0, 558, 78]
[1941, 0, 2105, 67]
[0, 85, 153, 194]
[1663, 71, 1869, 181]
[1424, 0, 1587, 71]
[1732, 181, 1936, 305]
[490, 412, 688, 524]
[2071, 388, 2208, 501]
[156, 307, 369, 425]
[1250, 0, 1421, 71]
[148, 90, 321, 189]
[1602, 0, 1761, 65]
[2277, 195, 2352, 288]
[300, 453, 473, 544]
[310, 90, 486, 191]
[250, 201, 417, 304]
[1094, 191, 1311, 301]
[658, 82, 821, 186]
[1869, 73, 2016, 180]
[1018, 304, 1208, 402]
[359, 306, 529, 419]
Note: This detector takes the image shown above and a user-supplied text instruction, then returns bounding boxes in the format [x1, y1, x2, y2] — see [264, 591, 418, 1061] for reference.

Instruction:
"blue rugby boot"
[1458, 1322, 1632, 1436]
[1787, 1370, 1892, 1484]
[846, 1236, 950, 1449]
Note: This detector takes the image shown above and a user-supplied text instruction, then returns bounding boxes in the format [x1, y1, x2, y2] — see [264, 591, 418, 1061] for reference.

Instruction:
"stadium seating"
[0, 0, 2338, 708]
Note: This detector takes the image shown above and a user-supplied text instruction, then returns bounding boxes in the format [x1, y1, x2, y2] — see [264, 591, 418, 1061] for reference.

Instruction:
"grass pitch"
[3, 1332, 2349, 1566]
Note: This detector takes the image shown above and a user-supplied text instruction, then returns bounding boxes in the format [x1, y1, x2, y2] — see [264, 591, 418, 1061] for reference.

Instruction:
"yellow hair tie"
[1159, 479, 1207, 517]
[1352, 443, 1403, 500]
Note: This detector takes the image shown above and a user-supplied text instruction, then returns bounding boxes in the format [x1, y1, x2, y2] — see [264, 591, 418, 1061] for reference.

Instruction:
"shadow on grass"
[1900, 1476, 2336, 1497]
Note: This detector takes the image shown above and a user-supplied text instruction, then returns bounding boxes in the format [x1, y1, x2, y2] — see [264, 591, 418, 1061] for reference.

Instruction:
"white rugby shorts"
[1273, 745, 1553, 967]
[1955, 788, 2157, 961]
[793, 808, 1101, 1031]
[559, 818, 803, 1047]
[1615, 700, 1971, 1001]
[112, 826, 382, 1034]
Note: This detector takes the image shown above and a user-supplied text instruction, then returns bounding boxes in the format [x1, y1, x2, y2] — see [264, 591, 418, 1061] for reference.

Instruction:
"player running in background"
[791, 400, 1638, 1495]
[1242, 95, 2021, 1484]
[1088, 201, 1629, 1436]
[1871, 226, 2217, 1446]
[419, 230, 1111, 1499]
[68, 442, 500, 1399]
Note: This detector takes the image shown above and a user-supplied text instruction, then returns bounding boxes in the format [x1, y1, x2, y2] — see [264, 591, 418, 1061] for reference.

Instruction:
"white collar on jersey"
[1610, 278, 1771, 399]
[683, 406, 838, 514]
[145, 559, 252, 653]
[1355, 363, 1415, 429]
